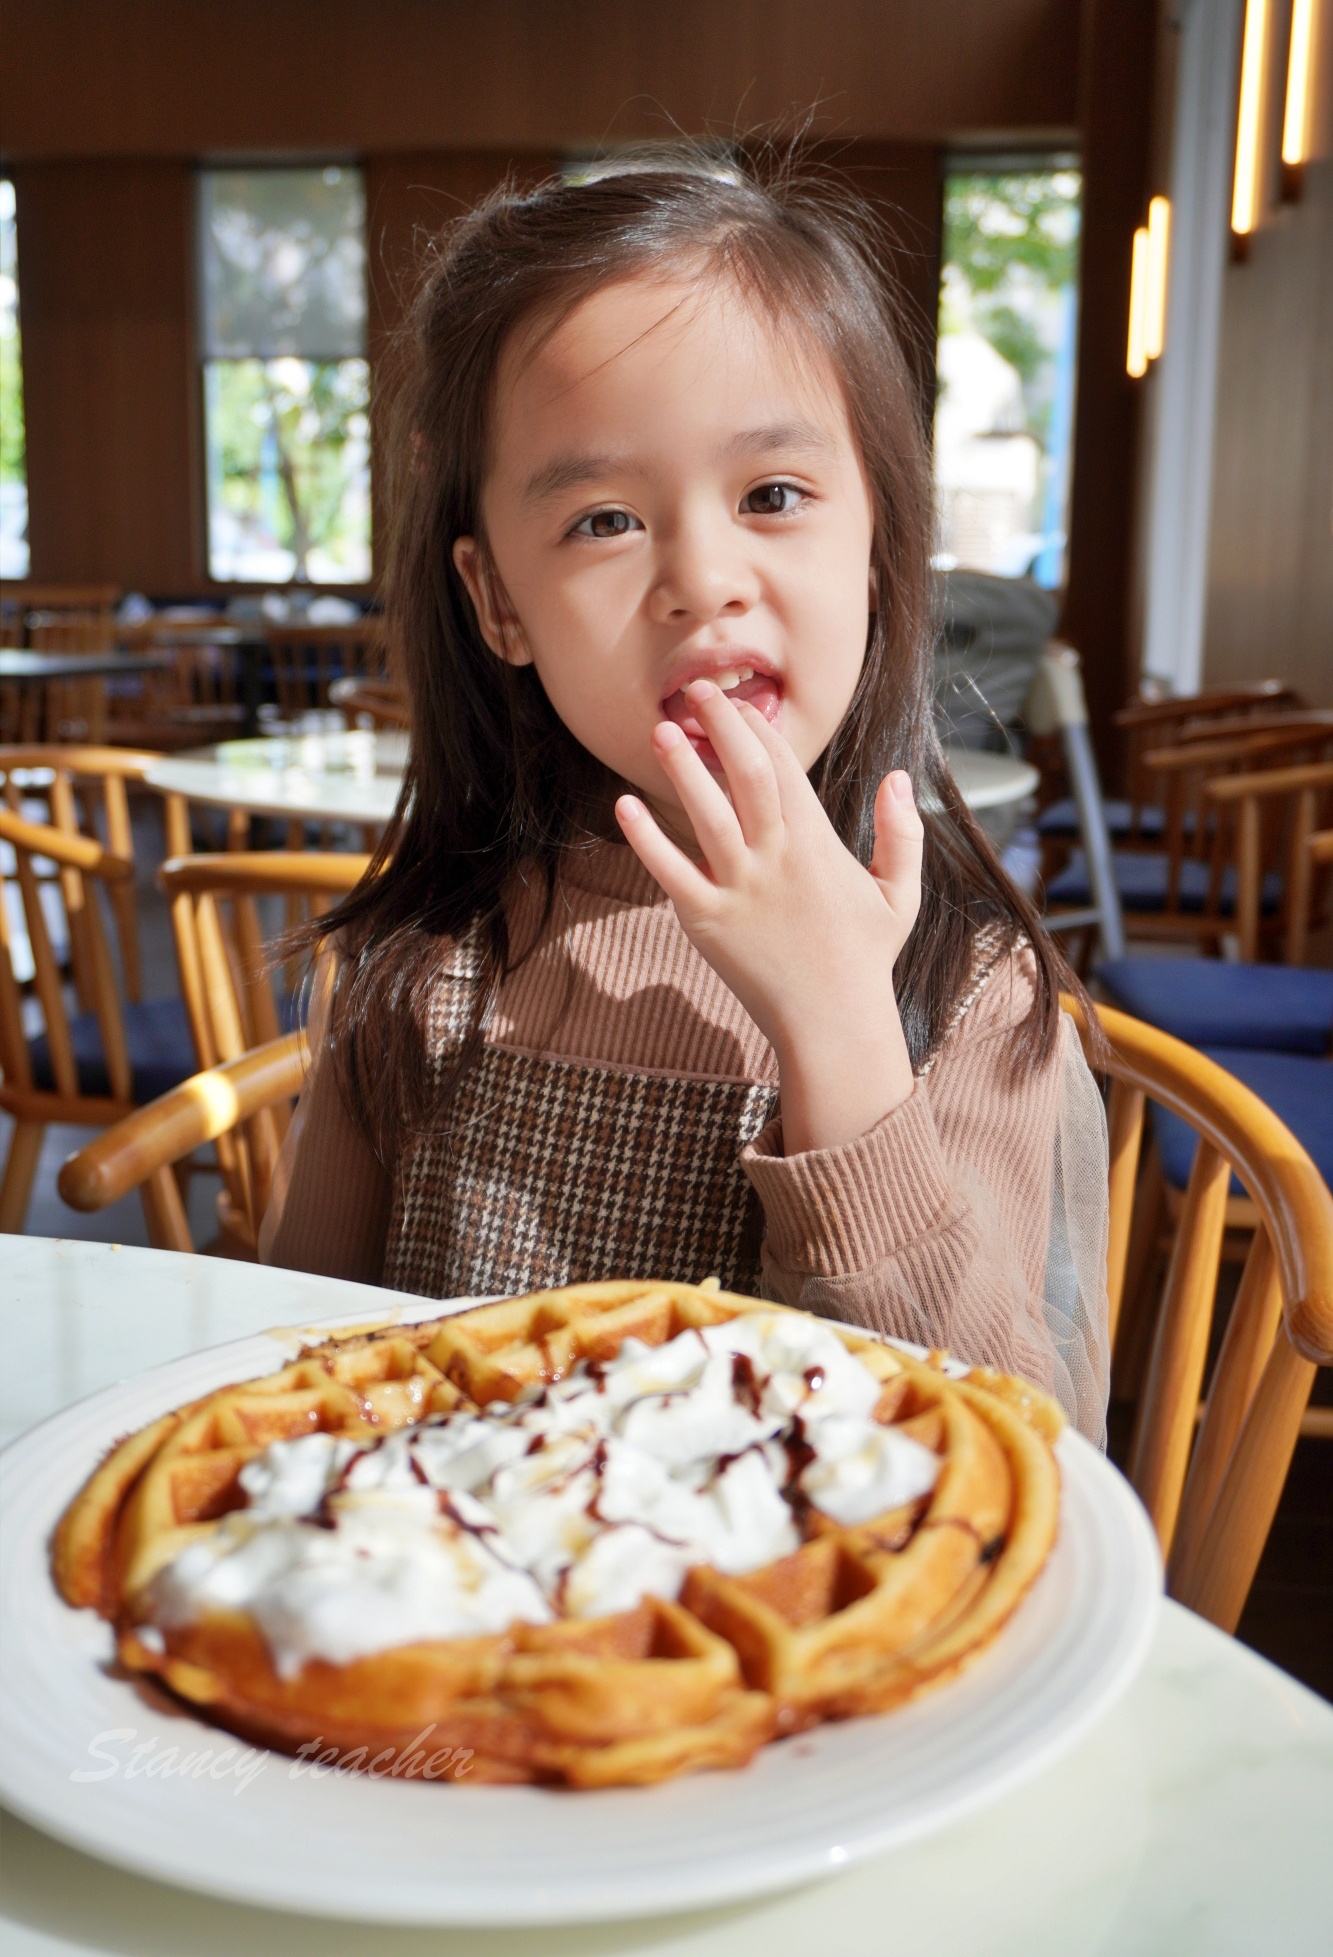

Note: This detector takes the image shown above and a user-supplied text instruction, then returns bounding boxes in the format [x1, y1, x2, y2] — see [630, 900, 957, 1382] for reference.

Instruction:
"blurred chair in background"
[0, 807, 196, 1230]
[267, 618, 386, 718]
[1045, 723, 1333, 956]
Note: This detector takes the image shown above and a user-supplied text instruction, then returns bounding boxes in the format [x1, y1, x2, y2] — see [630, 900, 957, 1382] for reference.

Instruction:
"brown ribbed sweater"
[262, 839, 1089, 1420]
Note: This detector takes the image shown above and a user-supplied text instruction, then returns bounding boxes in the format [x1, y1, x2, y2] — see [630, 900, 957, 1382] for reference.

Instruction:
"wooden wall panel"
[1202, 159, 1333, 707]
[1060, 0, 1158, 782]
[1, 0, 1080, 160]
[15, 162, 199, 591]
[364, 150, 559, 581]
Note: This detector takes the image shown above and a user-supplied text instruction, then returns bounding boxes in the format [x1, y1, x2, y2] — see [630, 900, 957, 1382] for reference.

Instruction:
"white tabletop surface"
[2, 1236, 1330, 1955]
[145, 732, 1033, 826]
[145, 729, 407, 826]
[942, 744, 1040, 811]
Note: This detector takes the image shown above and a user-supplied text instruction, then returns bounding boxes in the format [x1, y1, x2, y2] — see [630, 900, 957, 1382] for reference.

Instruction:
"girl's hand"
[615, 679, 923, 1154]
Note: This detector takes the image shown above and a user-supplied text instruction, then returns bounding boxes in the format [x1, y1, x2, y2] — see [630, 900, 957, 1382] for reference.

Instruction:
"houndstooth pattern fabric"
[385, 1041, 777, 1300]
[381, 920, 1010, 1304]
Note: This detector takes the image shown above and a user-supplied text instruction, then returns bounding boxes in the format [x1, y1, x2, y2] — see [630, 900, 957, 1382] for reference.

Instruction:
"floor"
[4, 802, 1331, 1701]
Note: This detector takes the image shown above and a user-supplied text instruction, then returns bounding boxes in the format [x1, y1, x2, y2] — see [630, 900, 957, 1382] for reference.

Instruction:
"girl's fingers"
[615, 794, 717, 911]
[869, 770, 924, 928]
[684, 683, 782, 846]
[652, 719, 747, 881]
[733, 697, 824, 814]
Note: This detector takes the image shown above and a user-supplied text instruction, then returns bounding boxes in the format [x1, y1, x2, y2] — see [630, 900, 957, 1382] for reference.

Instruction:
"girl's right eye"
[569, 509, 643, 540]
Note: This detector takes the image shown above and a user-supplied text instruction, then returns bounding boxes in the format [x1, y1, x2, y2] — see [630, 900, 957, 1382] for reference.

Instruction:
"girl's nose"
[647, 514, 760, 625]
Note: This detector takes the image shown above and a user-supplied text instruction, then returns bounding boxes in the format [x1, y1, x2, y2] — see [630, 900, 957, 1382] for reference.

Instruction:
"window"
[199, 166, 370, 584]
[933, 161, 1081, 588]
[0, 178, 28, 580]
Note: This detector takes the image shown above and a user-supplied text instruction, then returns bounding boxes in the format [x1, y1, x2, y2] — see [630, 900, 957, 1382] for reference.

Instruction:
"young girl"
[261, 152, 1110, 1441]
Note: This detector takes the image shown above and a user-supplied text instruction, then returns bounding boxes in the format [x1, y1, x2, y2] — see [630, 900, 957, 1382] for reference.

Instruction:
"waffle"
[53, 1281, 1064, 1787]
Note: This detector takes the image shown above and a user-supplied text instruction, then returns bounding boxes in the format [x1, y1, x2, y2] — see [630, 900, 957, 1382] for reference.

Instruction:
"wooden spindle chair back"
[0, 807, 138, 1230]
[266, 620, 387, 718]
[157, 851, 370, 1252]
[0, 745, 180, 1009]
[1203, 759, 1333, 964]
[1113, 684, 1305, 849]
[1126, 722, 1333, 952]
[1071, 999, 1333, 1632]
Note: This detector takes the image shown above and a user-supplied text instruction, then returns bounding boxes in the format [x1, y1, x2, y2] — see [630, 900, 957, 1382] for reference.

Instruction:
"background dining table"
[1, 1236, 1329, 1955]
[145, 730, 1039, 833]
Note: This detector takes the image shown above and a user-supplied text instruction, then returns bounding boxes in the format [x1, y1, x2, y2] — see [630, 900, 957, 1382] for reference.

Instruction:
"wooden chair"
[57, 1033, 306, 1253]
[0, 586, 122, 743]
[155, 850, 368, 1254]
[1035, 681, 1305, 862]
[159, 850, 370, 1070]
[266, 619, 386, 718]
[0, 807, 196, 1230]
[1204, 759, 1333, 964]
[329, 673, 410, 729]
[1072, 998, 1333, 1631]
[1045, 720, 1333, 954]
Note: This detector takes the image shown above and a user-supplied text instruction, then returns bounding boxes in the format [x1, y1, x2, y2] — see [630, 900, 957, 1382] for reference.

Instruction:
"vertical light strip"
[1231, 0, 1270, 234]
[1282, 0, 1315, 163]
[1127, 227, 1150, 377]
[1144, 196, 1171, 359]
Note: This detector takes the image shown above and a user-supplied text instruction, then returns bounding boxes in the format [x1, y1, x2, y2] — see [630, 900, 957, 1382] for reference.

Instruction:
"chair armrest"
[0, 807, 135, 881]
[57, 1033, 307, 1213]
[1204, 760, 1333, 801]
[158, 852, 371, 899]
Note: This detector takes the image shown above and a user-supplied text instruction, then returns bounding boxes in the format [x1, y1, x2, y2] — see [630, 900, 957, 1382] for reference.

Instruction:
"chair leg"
[0, 1121, 46, 1232]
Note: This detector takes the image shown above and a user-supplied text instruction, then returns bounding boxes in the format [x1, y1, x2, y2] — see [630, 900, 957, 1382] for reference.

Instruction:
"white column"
[1141, 0, 1244, 693]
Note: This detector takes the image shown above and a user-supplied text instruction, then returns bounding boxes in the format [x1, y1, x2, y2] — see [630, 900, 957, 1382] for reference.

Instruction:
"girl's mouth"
[659, 669, 784, 763]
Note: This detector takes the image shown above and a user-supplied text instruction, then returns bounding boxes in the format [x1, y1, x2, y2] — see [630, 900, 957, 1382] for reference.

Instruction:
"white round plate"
[0, 1298, 1161, 1926]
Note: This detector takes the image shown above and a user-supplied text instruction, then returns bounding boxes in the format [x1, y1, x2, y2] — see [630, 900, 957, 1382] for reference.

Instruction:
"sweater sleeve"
[740, 949, 1097, 1425]
[258, 983, 393, 1285]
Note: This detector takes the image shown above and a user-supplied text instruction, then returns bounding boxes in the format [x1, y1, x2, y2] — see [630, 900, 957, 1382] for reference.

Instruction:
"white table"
[1, 1238, 1330, 1954]
[943, 744, 1040, 812]
[146, 735, 1032, 831]
[145, 729, 408, 828]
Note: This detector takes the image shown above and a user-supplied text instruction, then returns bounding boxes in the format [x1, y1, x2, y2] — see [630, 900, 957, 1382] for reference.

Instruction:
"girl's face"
[455, 272, 876, 827]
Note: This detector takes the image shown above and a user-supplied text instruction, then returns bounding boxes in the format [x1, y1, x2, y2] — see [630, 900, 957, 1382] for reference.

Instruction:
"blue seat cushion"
[29, 997, 199, 1104]
[1153, 1048, 1333, 1194]
[1037, 798, 1166, 841]
[1046, 849, 1282, 917]
[1097, 959, 1333, 1057]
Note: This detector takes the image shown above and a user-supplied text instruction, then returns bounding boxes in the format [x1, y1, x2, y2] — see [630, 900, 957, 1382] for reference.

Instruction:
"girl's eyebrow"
[523, 422, 834, 508]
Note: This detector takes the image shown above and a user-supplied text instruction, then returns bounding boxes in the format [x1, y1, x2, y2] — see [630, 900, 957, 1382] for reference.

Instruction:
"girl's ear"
[452, 536, 535, 667]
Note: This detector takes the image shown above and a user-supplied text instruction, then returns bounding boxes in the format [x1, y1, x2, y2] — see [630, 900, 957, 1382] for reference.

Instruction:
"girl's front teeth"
[715, 668, 754, 692]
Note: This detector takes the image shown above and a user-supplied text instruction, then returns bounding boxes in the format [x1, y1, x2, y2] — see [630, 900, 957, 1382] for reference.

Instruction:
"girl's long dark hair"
[310, 144, 1078, 1164]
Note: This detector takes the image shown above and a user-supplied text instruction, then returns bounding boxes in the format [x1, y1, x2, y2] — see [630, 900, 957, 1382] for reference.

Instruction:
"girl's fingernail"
[616, 795, 641, 822]
[890, 770, 914, 802]
[685, 679, 716, 702]
[656, 721, 685, 750]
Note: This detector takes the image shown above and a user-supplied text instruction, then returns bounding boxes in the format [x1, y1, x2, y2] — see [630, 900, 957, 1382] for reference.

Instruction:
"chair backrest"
[1114, 684, 1305, 844]
[57, 1031, 307, 1253]
[0, 807, 137, 1123]
[266, 620, 386, 716]
[1135, 722, 1333, 948]
[0, 744, 170, 1005]
[159, 849, 371, 1068]
[157, 851, 369, 1251]
[329, 674, 410, 729]
[1204, 759, 1333, 963]
[0, 584, 121, 648]
[1072, 998, 1333, 1631]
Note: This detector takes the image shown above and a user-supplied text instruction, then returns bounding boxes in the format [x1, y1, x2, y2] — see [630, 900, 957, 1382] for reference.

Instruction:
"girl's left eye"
[570, 509, 643, 539]
[741, 482, 805, 516]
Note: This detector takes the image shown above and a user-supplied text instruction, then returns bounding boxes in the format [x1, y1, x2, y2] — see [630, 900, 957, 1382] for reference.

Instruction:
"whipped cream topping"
[149, 1313, 939, 1678]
